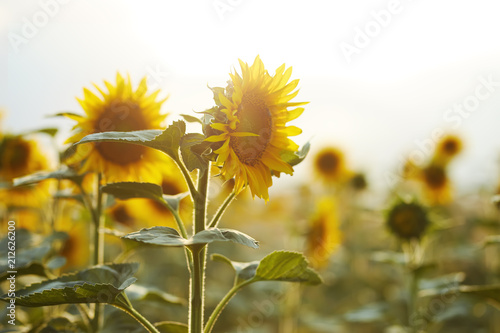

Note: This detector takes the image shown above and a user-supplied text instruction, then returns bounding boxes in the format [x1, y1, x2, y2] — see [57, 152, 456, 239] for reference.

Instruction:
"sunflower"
[433, 134, 463, 166]
[56, 218, 90, 270]
[386, 201, 430, 240]
[313, 147, 350, 184]
[206, 56, 307, 200]
[65, 73, 168, 183]
[0, 135, 52, 209]
[305, 197, 342, 269]
[420, 164, 452, 205]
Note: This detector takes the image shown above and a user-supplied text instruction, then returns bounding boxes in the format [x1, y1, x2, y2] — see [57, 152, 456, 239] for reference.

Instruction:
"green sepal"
[279, 141, 310, 167]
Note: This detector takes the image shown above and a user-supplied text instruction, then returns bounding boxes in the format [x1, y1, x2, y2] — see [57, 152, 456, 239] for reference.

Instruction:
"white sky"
[2, 0, 500, 193]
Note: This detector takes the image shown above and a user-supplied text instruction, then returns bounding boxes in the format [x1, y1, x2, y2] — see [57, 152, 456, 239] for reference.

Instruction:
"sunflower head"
[0, 135, 52, 209]
[305, 197, 342, 269]
[205, 56, 307, 200]
[313, 147, 350, 184]
[420, 164, 452, 205]
[433, 134, 463, 166]
[349, 172, 368, 191]
[386, 201, 430, 240]
[64, 73, 168, 183]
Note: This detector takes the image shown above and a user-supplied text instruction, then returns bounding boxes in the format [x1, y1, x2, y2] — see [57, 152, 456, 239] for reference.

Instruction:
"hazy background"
[2, 0, 500, 194]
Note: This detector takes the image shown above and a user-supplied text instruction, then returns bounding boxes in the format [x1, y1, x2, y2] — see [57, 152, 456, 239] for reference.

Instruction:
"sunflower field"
[1, 55, 500, 333]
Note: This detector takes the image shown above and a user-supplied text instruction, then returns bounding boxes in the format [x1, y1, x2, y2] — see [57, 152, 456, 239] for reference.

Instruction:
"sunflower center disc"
[9, 141, 31, 172]
[95, 100, 147, 165]
[317, 153, 339, 174]
[231, 97, 272, 166]
[423, 165, 446, 189]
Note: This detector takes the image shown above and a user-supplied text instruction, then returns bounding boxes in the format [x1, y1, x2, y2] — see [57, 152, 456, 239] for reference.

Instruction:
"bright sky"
[2, 0, 500, 193]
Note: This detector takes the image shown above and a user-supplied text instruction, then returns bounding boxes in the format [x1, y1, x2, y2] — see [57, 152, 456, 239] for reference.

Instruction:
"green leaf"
[279, 141, 310, 167]
[180, 114, 203, 125]
[483, 235, 500, 247]
[0, 263, 138, 306]
[102, 182, 164, 203]
[458, 284, 500, 309]
[180, 133, 211, 172]
[31, 128, 59, 137]
[0, 230, 68, 281]
[13, 168, 85, 187]
[163, 193, 189, 212]
[122, 227, 259, 249]
[67, 120, 187, 162]
[152, 120, 186, 159]
[208, 86, 226, 106]
[125, 284, 186, 306]
[211, 254, 259, 285]
[252, 251, 322, 285]
[212, 251, 322, 286]
[156, 321, 188, 333]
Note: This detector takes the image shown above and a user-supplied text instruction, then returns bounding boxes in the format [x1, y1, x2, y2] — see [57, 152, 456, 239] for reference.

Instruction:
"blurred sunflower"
[0, 135, 52, 209]
[313, 147, 350, 184]
[206, 56, 306, 200]
[305, 197, 342, 269]
[420, 164, 452, 205]
[56, 218, 90, 270]
[65, 73, 168, 183]
[433, 134, 463, 166]
[386, 201, 430, 240]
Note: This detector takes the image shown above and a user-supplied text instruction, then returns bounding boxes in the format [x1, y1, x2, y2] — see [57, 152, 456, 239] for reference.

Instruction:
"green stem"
[189, 167, 210, 333]
[175, 156, 198, 201]
[88, 174, 105, 331]
[190, 246, 204, 333]
[207, 191, 236, 229]
[114, 298, 161, 333]
[171, 206, 189, 239]
[204, 281, 251, 333]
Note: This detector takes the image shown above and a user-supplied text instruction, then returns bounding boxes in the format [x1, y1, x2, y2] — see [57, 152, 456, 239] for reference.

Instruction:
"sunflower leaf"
[125, 284, 186, 306]
[101, 182, 164, 203]
[251, 251, 322, 285]
[180, 114, 203, 125]
[156, 321, 189, 333]
[458, 284, 500, 307]
[208, 86, 226, 106]
[280, 141, 311, 167]
[180, 133, 212, 172]
[23, 127, 59, 137]
[13, 168, 86, 187]
[0, 229, 68, 281]
[0, 263, 139, 306]
[122, 227, 259, 249]
[163, 192, 189, 212]
[152, 120, 186, 159]
[211, 254, 259, 285]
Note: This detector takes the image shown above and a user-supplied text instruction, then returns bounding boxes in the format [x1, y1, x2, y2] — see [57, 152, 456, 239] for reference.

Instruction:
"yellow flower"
[65, 73, 168, 183]
[56, 218, 90, 270]
[206, 56, 306, 200]
[305, 197, 342, 269]
[433, 134, 463, 166]
[313, 147, 350, 184]
[420, 164, 452, 205]
[0, 135, 52, 209]
[386, 201, 430, 240]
